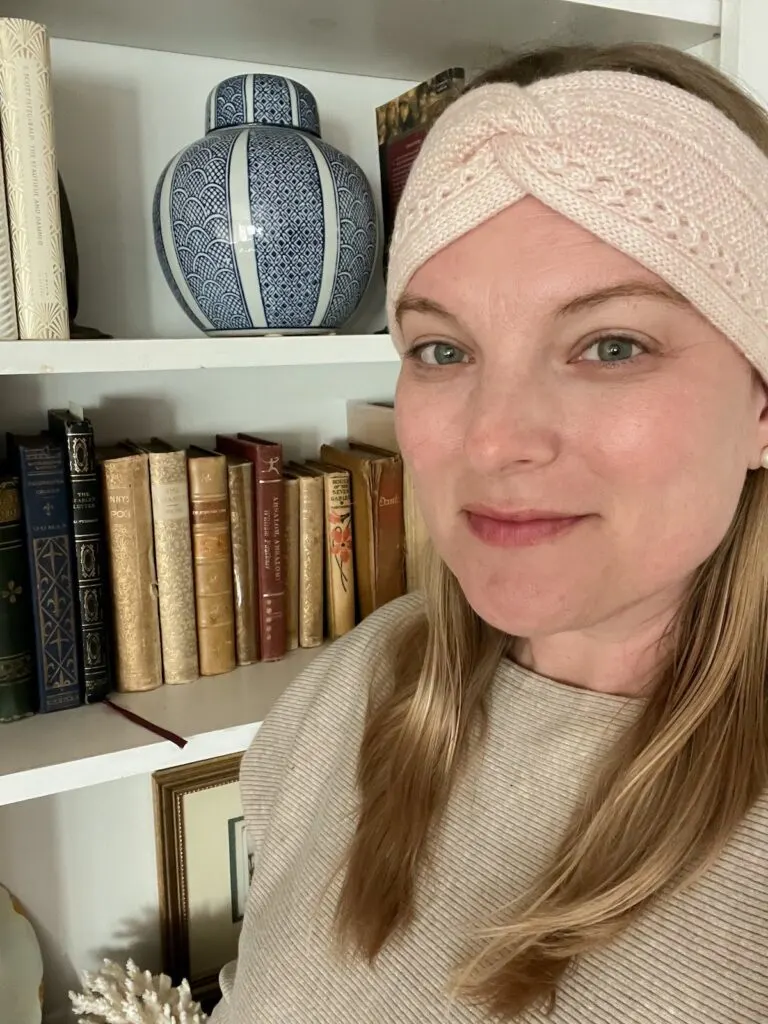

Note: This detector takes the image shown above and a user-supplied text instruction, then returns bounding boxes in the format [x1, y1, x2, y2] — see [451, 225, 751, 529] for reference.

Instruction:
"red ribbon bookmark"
[103, 698, 188, 749]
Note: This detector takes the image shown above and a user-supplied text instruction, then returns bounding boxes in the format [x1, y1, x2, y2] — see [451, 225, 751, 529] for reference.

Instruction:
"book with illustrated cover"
[305, 459, 356, 640]
[319, 442, 404, 620]
[283, 472, 299, 652]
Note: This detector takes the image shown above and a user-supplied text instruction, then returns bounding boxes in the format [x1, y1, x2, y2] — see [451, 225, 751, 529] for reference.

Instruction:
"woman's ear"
[751, 371, 768, 469]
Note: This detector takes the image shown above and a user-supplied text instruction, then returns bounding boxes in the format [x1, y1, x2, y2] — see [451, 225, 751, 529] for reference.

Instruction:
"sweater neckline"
[496, 655, 646, 724]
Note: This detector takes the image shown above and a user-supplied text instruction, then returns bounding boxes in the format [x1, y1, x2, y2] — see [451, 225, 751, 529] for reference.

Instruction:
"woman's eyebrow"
[555, 281, 690, 318]
[395, 295, 461, 328]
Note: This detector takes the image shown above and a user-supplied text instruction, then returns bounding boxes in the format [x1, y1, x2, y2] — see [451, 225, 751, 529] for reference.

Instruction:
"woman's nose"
[461, 376, 561, 477]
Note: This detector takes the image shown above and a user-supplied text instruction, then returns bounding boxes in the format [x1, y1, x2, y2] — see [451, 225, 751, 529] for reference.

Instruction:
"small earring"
[760, 447, 768, 469]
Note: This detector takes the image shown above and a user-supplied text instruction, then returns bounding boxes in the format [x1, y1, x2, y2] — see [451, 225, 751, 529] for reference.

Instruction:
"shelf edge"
[0, 720, 262, 806]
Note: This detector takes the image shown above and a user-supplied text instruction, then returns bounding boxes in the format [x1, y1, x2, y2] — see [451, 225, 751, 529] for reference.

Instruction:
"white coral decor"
[69, 958, 208, 1024]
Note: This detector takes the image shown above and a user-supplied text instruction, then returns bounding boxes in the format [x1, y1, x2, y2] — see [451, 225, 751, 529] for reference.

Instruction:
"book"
[284, 463, 324, 649]
[99, 445, 163, 692]
[305, 459, 356, 640]
[48, 409, 112, 703]
[127, 439, 199, 685]
[0, 19, 68, 338]
[0, 474, 35, 721]
[216, 433, 286, 661]
[8, 433, 82, 711]
[346, 400, 429, 592]
[187, 446, 236, 676]
[376, 67, 465, 276]
[225, 454, 259, 666]
[0, 130, 16, 339]
[283, 472, 299, 652]
[319, 442, 404, 620]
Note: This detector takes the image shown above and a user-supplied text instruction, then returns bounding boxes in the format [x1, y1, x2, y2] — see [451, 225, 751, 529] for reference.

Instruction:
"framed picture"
[152, 752, 253, 1008]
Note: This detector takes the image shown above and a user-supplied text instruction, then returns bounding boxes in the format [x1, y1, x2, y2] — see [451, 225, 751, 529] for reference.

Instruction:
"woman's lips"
[463, 506, 590, 548]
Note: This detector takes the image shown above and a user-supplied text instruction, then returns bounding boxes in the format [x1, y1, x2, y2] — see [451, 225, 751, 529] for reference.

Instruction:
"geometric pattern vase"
[152, 73, 380, 336]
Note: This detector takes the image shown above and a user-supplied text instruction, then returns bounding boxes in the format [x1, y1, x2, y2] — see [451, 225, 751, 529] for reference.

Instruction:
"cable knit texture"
[210, 595, 768, 1023]
[386, 71, 768, 382]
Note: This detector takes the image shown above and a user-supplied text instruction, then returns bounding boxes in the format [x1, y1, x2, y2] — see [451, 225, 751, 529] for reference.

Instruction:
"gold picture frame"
[153, 752, 250, 1009]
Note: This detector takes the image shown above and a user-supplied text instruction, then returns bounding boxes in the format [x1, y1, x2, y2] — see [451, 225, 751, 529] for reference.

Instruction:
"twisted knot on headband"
[386, 71, 768, 381]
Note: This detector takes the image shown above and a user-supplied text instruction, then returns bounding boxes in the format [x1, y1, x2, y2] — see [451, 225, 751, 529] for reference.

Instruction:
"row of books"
[0, 17, 70, 341]
[0, 401, 428, 723]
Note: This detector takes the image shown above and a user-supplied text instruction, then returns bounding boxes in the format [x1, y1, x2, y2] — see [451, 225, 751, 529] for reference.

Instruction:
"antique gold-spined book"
[128, 439, 199, 685]
[99, 445, 162, 693]
[187, 446, 236, 676]
[225, 454, 259, 666]
[284, 463, 324, 649]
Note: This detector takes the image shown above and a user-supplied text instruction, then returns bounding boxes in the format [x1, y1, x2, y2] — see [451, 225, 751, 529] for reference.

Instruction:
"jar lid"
[206, 73, 321, 136]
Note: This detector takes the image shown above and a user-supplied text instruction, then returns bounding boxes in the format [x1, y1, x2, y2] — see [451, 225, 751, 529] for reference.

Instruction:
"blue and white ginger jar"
[153, 74, 379, 335]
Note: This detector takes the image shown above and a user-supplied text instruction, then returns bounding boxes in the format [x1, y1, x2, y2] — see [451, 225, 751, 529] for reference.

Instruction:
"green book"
[0, 474, 36, 722]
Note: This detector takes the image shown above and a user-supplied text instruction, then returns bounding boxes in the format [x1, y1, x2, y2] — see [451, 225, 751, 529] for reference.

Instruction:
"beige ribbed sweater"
[210, 594, 768, 1023]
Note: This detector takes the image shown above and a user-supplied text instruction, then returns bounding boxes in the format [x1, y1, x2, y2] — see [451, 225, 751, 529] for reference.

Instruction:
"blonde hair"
[334, 43, 768, 1017]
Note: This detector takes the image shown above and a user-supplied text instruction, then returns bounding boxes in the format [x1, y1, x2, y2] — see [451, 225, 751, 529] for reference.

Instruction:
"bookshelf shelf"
[0, 336, 399, 375]
[0, 645, 322, 807]
[11, 0, 719, 81]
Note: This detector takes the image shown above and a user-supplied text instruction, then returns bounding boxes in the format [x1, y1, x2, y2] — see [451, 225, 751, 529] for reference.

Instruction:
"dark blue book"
[48, 409, 112, 704]
[0, 473, 36, 722]
[7, 433, 83, 712]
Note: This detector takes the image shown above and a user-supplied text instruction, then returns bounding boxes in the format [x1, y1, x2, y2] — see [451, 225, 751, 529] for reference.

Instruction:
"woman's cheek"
[396, 378, 463, 476]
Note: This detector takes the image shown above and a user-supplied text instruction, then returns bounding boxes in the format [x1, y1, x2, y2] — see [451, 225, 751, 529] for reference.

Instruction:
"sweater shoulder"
[238, 593, 425, 840]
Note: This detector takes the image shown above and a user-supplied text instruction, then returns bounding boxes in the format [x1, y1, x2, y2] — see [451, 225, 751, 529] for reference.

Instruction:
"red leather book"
[215, 433, 286, 661]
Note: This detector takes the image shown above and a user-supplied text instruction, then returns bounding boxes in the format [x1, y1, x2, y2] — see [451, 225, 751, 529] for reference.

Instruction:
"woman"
[212, 43, 768, 1023]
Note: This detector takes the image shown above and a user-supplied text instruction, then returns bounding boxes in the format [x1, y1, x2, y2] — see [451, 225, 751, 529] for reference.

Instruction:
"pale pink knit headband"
[386, 70, 768, 379]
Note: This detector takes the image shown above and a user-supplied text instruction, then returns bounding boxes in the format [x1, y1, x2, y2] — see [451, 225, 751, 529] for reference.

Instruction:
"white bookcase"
[0, 1, 759, 1019]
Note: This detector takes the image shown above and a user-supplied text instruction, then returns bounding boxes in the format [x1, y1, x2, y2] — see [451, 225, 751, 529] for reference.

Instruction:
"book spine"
[0, 125, 17, 339]
[371, 457, 405, 611]
[0, 19, 68, 338]
[283, 475, 299, 652]
[252, 443, 285, 661]
[102, 455, 163, 692]
[227, 460, 258, 666]
[148, 450, 199, 684]
[298, 475, 324, 649]
[0, 478, 35, 720]
[323, 471, 356, 640]
[62, 421, 112, 702]
[188, 456, 236, 676]
[404, 467, 429, 593]
[18, 441, 82, 711]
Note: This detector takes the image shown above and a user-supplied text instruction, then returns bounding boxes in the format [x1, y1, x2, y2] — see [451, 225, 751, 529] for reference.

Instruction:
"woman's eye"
[580, 336, 646, 364]
[410, 342, 468, 366]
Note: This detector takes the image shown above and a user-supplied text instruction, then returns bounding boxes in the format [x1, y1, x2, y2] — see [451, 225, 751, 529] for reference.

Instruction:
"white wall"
[49, 38, 414, 340]
[0, 775, 160, 1024]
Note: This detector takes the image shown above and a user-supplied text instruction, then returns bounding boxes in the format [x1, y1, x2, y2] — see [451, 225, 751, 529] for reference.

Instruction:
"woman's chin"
[453, 570, 593, 639]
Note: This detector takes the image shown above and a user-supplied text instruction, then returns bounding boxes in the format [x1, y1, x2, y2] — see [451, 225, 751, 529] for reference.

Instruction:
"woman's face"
[395, 197, 768, 639]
